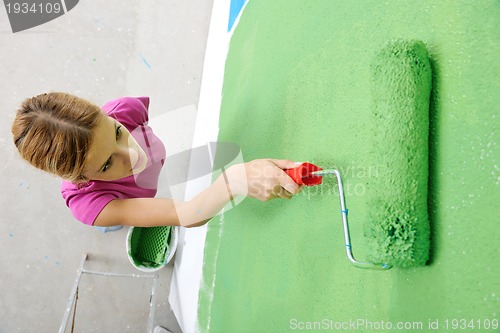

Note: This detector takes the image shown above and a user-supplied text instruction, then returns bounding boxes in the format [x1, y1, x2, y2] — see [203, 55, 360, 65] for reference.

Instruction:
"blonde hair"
[11, 92, 104, 182]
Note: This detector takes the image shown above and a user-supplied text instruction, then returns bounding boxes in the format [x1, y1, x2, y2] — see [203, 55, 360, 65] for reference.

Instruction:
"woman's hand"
[227, 159, 302, 201]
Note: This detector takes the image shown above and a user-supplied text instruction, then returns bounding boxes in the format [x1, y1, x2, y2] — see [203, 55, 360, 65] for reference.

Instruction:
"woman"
[11, 92, 301, 228]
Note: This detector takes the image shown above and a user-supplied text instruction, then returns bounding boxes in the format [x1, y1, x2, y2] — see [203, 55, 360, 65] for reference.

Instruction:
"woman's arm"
[93, 159, 301, 228]
[94, 170, 230, 228]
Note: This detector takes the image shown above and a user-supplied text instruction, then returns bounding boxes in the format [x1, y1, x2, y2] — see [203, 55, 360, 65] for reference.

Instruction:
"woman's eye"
[116, 125, 122, 139]
[102, 160, 111, 172]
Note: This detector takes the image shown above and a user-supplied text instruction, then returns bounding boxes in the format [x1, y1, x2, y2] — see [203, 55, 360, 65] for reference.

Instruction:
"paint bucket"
[126, 226, 178, 272]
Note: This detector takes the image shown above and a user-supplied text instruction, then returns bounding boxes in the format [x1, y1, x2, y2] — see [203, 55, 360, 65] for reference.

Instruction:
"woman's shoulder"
[101, 96, 150, 127]
[60, 179, 123, 226]
[102, 96, 150, 112]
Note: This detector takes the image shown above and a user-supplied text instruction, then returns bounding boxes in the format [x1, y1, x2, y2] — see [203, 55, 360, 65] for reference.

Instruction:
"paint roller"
[285, 39, 432, 269]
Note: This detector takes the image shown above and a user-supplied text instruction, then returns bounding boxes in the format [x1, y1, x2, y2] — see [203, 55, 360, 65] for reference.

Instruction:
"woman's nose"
[117, 145, 138, 168]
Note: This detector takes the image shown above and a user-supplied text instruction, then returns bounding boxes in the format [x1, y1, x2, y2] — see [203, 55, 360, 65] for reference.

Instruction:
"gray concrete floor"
[0, 1, 214, 332]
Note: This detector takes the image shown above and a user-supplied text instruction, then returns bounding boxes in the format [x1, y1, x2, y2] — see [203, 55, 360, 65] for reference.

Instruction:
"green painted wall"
[198, 1, 499, 332]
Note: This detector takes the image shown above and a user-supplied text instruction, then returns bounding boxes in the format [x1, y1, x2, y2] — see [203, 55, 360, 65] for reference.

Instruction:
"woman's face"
[82, 115, 148, 181]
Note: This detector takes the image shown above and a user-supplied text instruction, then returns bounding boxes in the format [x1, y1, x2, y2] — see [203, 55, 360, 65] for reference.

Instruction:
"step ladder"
[59, 253, 159, 333]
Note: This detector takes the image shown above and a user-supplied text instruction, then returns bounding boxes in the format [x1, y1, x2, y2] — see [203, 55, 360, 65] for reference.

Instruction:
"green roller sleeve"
[366, 40, 432, 268]
[129, 226, 171, 267]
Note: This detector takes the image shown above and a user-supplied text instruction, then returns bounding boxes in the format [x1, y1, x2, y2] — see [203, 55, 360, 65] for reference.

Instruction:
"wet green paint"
[198, 1, 499, 332]
[367, 40, 432, 267]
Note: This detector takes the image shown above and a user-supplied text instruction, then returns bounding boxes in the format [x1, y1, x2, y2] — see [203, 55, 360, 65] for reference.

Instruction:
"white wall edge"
[168, 1, 231, 332]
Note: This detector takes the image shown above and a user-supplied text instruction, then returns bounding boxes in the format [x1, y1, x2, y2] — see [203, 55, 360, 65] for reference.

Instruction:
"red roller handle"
[285, 162, 323, 186]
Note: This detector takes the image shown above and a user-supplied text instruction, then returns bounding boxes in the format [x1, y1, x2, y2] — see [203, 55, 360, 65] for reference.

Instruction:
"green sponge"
[366, 40, 432, 268]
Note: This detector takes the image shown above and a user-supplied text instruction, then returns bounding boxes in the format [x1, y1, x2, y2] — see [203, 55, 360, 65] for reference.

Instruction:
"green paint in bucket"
[127, 226, 178, 272]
